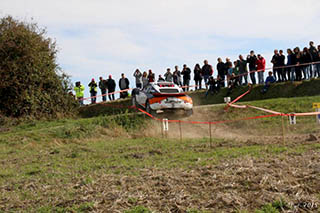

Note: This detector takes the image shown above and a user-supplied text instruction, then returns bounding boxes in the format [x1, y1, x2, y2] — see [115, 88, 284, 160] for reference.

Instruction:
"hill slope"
[78, 79, 320, 118]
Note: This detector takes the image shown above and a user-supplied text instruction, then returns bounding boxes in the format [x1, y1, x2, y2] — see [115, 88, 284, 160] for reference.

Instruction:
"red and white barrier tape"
[226, 87, 320, 117]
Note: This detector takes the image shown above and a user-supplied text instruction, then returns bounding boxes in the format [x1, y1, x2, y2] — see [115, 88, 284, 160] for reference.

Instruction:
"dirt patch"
[141, 108, 320, 147]
[2, 150, 319, 212]
[73, 152, 320, 212]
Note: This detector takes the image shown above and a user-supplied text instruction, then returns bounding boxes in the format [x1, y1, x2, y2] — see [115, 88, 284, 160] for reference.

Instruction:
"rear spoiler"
[153, 93, 186, 97]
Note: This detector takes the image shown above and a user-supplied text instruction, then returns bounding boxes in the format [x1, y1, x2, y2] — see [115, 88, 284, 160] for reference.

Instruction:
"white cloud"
[1, 0, 320, 91]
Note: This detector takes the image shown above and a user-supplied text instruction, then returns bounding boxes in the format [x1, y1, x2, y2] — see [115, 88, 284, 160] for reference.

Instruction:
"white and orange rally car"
[132, 82, 193, 116]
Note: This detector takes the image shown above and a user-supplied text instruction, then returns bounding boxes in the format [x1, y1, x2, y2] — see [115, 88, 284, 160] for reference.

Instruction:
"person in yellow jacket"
[88, 78, 98, 104]
[74, 81, 85, 105]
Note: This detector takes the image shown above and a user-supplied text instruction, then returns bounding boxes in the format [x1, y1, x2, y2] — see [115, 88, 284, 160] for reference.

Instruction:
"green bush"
[0, 16, 77, 118]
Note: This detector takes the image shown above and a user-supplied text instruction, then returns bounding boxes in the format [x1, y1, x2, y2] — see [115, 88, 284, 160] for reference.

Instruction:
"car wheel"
[146, 101, 156, 116]
[186, 109, 193, 116]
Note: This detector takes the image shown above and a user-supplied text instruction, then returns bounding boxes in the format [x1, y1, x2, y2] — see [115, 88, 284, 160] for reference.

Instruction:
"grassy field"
[1, 96, 320, 212]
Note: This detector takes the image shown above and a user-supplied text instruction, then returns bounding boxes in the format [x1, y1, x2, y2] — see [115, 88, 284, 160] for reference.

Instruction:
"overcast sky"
[2, 0, 320, 99]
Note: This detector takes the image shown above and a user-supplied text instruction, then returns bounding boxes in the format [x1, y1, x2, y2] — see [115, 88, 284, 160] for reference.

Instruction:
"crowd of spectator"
[74, 41, 320, 105]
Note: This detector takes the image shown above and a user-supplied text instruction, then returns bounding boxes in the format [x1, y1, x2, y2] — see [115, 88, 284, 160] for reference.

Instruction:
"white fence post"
[163, 118, 169, 132]
[289, 113, 296, 125]
[224, 97, 231, 103]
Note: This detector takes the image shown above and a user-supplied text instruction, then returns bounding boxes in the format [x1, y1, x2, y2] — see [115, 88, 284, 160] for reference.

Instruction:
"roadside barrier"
[78, 85, 320, 144]
[226, 87, 320, 119]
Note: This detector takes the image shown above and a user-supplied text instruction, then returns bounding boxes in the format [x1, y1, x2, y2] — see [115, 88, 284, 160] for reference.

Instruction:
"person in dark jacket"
[294, 47, 302, 81]
[205, 76, 221, 97]
[201, 60, 213, 89]
[158, 75, 165, 82]
[107, 75, 116, 101]
[317, 45, 320, 78]
[194, 64, 202, 90]
[301, 47, 312, 80]
[181, 64, 191, 91]
[148, 70, 155, 83]
[287, 48, 296, 82]
[309, 41, 319, 77]
[278, 50, 286, 81]
[246, 50, 257, 85]
[119, 73, 130, 99]
[88, 78, 98, 104]
[226, 73, 239, 96]
[216, 75, 223, 91]
[217, 58, 226, 87]
[262, 71, 276, 93]
[236, 55, 248, 85]
[173, 66, 182, 86]
[271, 49, 281, 82]
[99, 76, 107, 102]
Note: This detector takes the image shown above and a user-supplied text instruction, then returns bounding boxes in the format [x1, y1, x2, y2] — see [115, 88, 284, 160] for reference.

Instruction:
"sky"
[1, 0, 320, 101]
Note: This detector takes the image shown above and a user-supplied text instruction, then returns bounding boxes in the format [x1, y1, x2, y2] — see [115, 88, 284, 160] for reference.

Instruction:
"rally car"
[131, 82, 193, 116]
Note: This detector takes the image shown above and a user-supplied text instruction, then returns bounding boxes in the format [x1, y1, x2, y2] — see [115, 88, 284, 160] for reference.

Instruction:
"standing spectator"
[201, 60, 213, 89]
[225, 58, 232, 69]
[287, 49, 296, 82]
[246, 50, 257, 84]
[133, 69, 143, 88]
[217, 58, 226, 87]
[317, 45, 320, 77]
[226, 62, 233, 82]
[142, 72, 148, 88]
[301, 47, 312, 80]
[225, 58, 232, 81]
[194, 64, 202, 90]
[74, 81, 85, 106]
[271, 49, 281, 82]
[119, 73, 130, 99]
[181, 64, 191, 91]
[236, 55, 248, 85]
[294, 47, 302, 81]
[148, 70, 155, 83]
[88, 78, 98, 104]
[278, 50, 286, 81]
[256, 54, 266, 84]
[261, 71, 276, 93]
[233, 61, 240, 85]
[173, 66, 182, 86]
[164, 68, 173, 82]
[309, 41, 319, 77]
[158, 75, 165, 82]
[98, 76, 107, 102]
[107, 75, 116, 101]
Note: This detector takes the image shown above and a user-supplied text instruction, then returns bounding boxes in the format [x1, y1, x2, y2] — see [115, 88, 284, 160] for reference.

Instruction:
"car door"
[136, 86, 149, 106]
